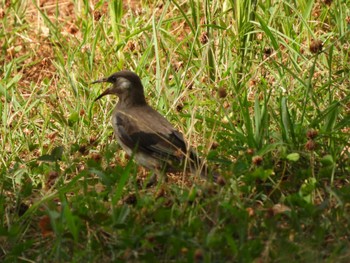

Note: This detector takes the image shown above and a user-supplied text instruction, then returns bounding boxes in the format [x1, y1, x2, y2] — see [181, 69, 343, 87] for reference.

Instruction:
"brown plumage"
[92, 70, 208, 182]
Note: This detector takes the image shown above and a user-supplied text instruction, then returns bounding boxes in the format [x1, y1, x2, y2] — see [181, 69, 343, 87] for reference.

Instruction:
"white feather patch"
[117, 77, 131, 90]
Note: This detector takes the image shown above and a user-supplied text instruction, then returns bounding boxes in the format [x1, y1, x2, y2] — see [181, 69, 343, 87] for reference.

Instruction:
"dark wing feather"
[114, 109, 188, 165]
[114, 106, 208, 176]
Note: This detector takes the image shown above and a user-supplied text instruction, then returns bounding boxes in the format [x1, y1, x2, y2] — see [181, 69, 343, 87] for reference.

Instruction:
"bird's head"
[92, 70, 146, 106]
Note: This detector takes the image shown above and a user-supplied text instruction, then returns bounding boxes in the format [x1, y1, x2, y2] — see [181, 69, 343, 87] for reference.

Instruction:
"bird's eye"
[108, 75, 117, 82]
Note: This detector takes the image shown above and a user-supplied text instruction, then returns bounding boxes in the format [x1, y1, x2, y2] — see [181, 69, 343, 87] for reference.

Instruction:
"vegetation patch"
[1, 0, 349, 262]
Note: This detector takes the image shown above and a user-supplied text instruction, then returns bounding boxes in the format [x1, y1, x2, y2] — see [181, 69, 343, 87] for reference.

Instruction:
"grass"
[1, 0, 350, 261]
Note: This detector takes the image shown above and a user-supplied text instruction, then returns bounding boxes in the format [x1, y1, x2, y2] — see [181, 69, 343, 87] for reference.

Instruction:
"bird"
[92, 70, 210, 184]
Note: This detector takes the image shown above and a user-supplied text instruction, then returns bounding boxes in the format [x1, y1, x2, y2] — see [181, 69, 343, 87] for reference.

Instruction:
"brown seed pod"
[93, 11, 102, 21]
[246, 148, 255, 155]
[306, 129, 318, 139]
[263, 47, 273, 59]
[305, 140, 317, 151]
[218, 87, 227, 98]
[216, 176, 226, 186]
[211, 141, 219, 150]
[194, 248, 204, 262]
[252, 155, 263, 166]
[200, 31, 209, 44]
[309, 39, 323, 54]
[176, 103, 184, 112]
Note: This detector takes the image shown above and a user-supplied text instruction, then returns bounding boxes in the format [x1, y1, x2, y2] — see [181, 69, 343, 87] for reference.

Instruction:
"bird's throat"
[117, 91, 147, 108]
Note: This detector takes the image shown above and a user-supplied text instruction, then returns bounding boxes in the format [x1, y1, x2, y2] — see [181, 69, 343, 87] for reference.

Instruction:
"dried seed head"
[256, 32, 263, 40]
[164, 199, 173, 207]
[0, 8, 5, 19]
[173, 61, 183, 72]
[67, 24, 78, 35]
[218, 87, 227, 98]
[89, 136, 97, 144]
[246, 148, 255, 155]
[305, 140, 317, 151]
[249, 79, 257, 87]
[310, 39, 323, 54]
[79, 145, 88, 155]
[176, 103, 184, 112]
[223, 101, 230, 109]
[252, 155, 263, 166]
[246, 207, 255, 217]
[39, 215, 53, 238]
[306, 129, 318, 139]
[200, 31, 209, 44]
[211, 141, 219, 150]
[263, 47, 273, 58]
[47, 132, 58, 141]
[194, 248, 204, 262]
[181, 247, 189, 254]
[91, 152, 102, 162]
[123, 193, 137, 205]
[126, 41, 136, 52]
[216, 175, 226, 186]
[93, 11, 102, 21]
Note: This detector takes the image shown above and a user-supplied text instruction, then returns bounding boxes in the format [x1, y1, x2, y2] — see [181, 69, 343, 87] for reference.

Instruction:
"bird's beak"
[92, 77, 112, 101]
[94, 87, 113, 101]
[91, 77, 108, 84]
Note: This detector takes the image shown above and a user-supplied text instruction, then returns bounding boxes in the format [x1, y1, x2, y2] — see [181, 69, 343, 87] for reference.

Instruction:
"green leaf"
[68, 111, 79, 126]
[51, 146, 64, 160]
[52, 111, 68, 126]
[320, 155, 334, 166]
[188, 187, 197, 202]
[37, 154, 57, 162]
[286, 153, 300, 162]
[251, 168, 274, 180]
[62, 201, 79, 242]
[37, 146, 64, 162]
[299, 178, 317, 200]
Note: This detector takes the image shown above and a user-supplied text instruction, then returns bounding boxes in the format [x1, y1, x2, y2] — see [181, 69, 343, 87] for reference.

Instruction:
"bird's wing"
[114, 108, 188, 164]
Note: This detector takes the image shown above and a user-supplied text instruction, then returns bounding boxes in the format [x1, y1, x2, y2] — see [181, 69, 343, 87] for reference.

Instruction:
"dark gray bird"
[92, 70, 208, 183]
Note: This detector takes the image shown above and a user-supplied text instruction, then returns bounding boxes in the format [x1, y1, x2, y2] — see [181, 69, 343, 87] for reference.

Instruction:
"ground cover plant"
[1, 0, 349, 262]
